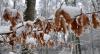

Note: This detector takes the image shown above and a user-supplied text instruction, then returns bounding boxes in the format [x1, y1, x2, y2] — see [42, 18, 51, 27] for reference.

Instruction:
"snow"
[57, 32, 64, 42]
[16, 22, 32, 36]
[0, 0, 100, 54]
[0, 26, 11, 34]
[14, 22, 25, 36]
[65, 31, 69, 42]
[5, 0, 14, 8]
[61, 5, 81, 18]
[4, 7, 23, 19]
[33, 28, 38, 32]
[15, 1, 26, 12]
[35, 31, 43, 35]
[44, 34, 51, 43]
[16, 25, 25, 36]
[16, 22, 26, 28]
[26, 36, 37, 45]
[35, 16, 46, 21]
[8, 0, 14, 7]
[9, 52, 16, 54]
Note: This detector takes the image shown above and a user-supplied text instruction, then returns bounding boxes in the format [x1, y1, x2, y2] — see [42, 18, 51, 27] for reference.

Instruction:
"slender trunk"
[76, 37, 81, 54]
[71, 33, 81, 54]
[13, 1, 16, 9]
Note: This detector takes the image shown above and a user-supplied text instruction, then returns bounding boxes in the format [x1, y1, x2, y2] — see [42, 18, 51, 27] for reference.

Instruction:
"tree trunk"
[76, 37, 81, 54]
[65, 0, 68, 5]
[96, 0, 100, 17]
[65, 0, 76, 6]
[24, 0, 36, 21]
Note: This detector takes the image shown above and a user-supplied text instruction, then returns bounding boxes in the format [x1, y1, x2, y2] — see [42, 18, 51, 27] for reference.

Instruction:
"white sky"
[22, 0, 25, 3]
[36, 0, 40, 10]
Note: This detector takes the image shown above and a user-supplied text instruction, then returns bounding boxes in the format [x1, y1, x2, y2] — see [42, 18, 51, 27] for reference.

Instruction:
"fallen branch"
[0, 24, 24, 35]
[0, 31, 13, 35]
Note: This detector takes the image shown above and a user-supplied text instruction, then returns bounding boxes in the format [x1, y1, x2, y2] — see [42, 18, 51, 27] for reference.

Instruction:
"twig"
[17, 24, 24, 29]
[59, 2, 64, 10]
[75, 11, 100, 18]
[0, 31, 13, 35]
[91, 0, 96, 12]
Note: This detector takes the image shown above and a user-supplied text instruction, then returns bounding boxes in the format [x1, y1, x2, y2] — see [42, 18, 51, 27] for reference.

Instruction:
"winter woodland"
[0, 0, 100, 54]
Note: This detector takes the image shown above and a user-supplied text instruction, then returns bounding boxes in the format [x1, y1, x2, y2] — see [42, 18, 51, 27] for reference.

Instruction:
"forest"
[0, 0, 100, 54]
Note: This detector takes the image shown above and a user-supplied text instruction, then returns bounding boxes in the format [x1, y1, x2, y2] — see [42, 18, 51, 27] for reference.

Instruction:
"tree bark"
[65, 0, 76, 6]
[24, 0, 36, 21]
[65, 0, 68, 5]
[96, 0, 100, 17]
